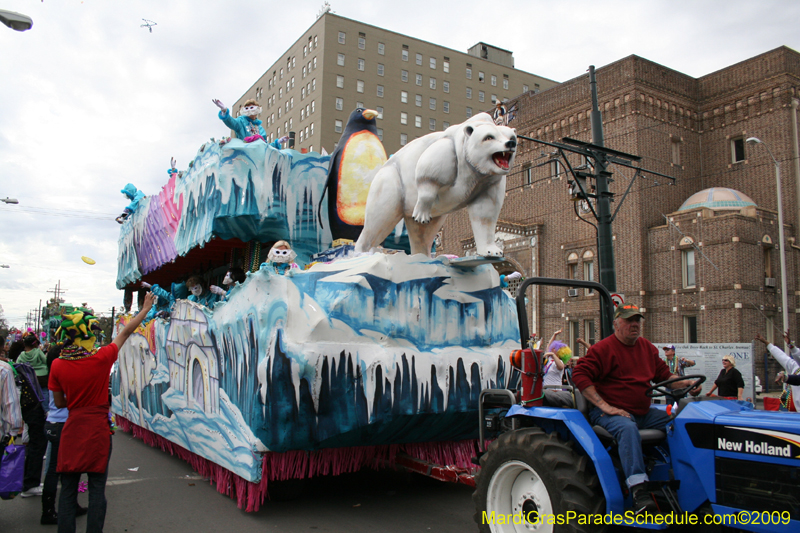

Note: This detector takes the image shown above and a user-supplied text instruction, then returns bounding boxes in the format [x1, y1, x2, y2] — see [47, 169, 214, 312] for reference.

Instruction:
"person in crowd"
[8, 339, 24, 362]
[542, 330, 574, 407]
[17, 353, 48, 498]
[755, 332, 799, 411]
[19, 332, 49, 389]
[0, 354, 23, 456]
[210, 266, 247, 300]
[704, 354, 744, 400]
[662, 345, 695, 377]
[40, 344, 88, 525]
[185, 276, 221, 308]
[572, 303, 689, 514]
[576, 337, 592, 353]
[49, 293, 155, 533]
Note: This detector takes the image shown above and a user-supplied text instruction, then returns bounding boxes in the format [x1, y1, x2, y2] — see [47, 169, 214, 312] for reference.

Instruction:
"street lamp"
[1, 198, 19, 204]
[0, 10, 33, 31]
[746, 136, 790, 346]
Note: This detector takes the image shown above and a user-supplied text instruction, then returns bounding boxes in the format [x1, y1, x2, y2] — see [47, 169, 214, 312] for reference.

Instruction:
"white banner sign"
[654, 343, 755, 403]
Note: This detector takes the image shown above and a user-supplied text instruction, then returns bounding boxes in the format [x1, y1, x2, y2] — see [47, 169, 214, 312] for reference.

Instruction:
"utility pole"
[589, 65, 617, 294]
[47, 280, 67, 305]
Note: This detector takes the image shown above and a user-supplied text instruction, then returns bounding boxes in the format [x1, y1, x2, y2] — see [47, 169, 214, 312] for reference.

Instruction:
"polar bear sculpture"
[354, 113, 517, 256]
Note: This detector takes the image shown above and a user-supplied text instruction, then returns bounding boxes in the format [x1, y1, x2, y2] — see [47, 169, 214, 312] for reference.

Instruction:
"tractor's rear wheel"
[473, 427, 605, 533]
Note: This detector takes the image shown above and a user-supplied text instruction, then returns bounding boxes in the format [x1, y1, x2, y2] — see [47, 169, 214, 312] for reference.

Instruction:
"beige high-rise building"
[232, 12, 557, 155]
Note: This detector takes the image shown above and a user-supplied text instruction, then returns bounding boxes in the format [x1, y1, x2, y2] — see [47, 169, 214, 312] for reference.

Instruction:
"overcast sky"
[1, 0, 799, 329]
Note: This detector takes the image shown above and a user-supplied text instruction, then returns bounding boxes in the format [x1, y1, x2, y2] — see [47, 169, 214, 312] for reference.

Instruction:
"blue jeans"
[58, 439, 112, 533]
[44, 422, 64, 496]
[589, 406, 670, 488]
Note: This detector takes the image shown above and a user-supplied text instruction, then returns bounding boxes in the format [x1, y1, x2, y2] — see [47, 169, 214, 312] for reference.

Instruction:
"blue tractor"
[473, 277, 799, 532]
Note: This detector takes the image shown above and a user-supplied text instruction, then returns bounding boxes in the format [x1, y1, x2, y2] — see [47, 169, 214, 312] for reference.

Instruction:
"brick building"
[231, 11, 556, 155]
[439, 46, 800, 383]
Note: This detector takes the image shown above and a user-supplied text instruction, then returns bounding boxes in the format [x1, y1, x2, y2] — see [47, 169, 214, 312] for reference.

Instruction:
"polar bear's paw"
[412, 205, 432, 224]
[479, 244, 504, 257]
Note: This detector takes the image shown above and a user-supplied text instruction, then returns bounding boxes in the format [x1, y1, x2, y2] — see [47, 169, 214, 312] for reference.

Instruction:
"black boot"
[631, 483, 659, 514]
[76, 504, 88, 516]
[40, 491, 58, 525]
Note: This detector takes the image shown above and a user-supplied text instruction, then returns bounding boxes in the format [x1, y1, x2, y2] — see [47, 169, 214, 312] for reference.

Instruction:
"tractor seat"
[571, 382, 667, 447]
[592, 426, 667, 447]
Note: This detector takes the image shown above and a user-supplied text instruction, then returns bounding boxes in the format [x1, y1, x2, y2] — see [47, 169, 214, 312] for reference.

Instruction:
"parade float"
[111, 111, 521, 511]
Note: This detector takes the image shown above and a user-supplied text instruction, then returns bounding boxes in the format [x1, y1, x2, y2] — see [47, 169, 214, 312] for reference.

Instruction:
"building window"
[583, 319, 596, 349]
[358, 58, 365, 71]
[429, 97, 436, 110]
[400, 133, 408, 145]
[377, 128, 383, 141]
[336, 75, 344, 88]
[280, 68, 284, 79]
[731, 136, 745, 163]
[671, 138, 682, 165]
[400, 112, 408, 125]
[491, 94, 497, 104]
[466, 107, 473, 118]
[290, 77, 295, 89]
[314, 35, 318, 47]
[356, 101, 364, 109]
[550, 160, 561, 179]
[357, 80, 364, 93]
[415, 53, 422, 66]
[301, 109, 305, 121]
[377, 63, 384, 76]
[338, 31, 345, 44]
[337, 54, 345, 66]
[443, 60, 450, 73]
[491, 75, 497, 86]
[765, 316, 775, 345]
[299, 130, 304, 142]
[466, 67, 472, 79]
[415, 73, 422, 86]
[401, 91, 408, 104]
[310, 123, 314, 136]
[503, 76, 509, 90]
[523, 84, 529, 93]
[415, 94, 422, 107]
[402, 49, 409, 61]
[378, 42, 385, 55]
[443, 81, 450, 93]
[682, 248, 696, 288]
[376, 106, 383, 119]
[302, 66, 307, 78]
[279, 87, 283, 98]
[478, 90, 485, 103]
[443, 101, 449, 113]
[358, 36, 365, 50]
[415, 115, 422, 128]
[429, 118, 436, 131]
[683, 316, 698, 343]
[583, 251, 595, 295]
[764, 244, 773, 278]
[303, 45, 307, 57]
[334, 119, 343, 133]
[311, 78, 316, 91]
[377, 85, 384, 97]
[466, 87, 472, 99]
[301, 87, 306, 99]
[429, 57, 436, 69]
[478, 71, 485, 82]
[310, 100, 315, 113]
[400, 70, 408, 82]
[525, 166, 533, 185]
[442, 121, 449, 129]
[313, 57, 317, 69]
[569, 320, 580, 354]
[429, 78, 436, 90]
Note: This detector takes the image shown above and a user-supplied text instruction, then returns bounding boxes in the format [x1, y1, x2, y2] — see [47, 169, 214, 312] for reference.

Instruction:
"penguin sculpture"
[319, 108, 387, 241]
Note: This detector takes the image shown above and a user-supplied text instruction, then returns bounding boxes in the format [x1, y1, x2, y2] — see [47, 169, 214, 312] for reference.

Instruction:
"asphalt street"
[1, 431, 477, 532]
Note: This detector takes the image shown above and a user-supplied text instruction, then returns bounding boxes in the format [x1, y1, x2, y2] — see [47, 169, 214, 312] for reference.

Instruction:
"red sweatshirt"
[572, 334, 672, 416]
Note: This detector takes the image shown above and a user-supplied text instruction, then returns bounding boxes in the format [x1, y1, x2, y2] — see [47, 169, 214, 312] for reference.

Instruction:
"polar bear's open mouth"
[492, 152, 513, 170]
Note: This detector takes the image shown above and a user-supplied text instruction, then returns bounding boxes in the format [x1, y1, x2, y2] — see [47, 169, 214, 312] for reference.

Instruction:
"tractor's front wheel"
[473, 427, 605, 533]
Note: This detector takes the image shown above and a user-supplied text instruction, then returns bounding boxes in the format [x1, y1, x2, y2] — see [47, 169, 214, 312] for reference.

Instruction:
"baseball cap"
[664, 345, 676, 351]
[614, 303, 643, 320]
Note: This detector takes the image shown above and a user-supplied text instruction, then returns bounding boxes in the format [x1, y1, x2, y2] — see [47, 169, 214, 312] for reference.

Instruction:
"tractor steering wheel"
[646, 375, 706, 400]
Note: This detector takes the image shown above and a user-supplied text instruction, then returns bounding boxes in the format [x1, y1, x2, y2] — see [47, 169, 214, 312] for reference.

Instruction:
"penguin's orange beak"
[362, 109, 378, 120]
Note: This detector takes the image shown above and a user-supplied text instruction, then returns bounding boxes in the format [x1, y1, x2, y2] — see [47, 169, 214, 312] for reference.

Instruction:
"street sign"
[611, 293, 625, 308]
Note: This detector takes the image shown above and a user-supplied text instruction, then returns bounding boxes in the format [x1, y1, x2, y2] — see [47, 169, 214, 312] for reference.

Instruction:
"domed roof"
[678, 188, 756, 212]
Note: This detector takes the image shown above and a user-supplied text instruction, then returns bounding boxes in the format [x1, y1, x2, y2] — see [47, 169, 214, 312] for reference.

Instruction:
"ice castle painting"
[112, 134, 519, 511]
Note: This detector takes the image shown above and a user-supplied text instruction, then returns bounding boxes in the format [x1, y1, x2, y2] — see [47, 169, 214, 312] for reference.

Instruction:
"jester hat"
[55, 306, 101, 352]
[547, 340, 573, 364]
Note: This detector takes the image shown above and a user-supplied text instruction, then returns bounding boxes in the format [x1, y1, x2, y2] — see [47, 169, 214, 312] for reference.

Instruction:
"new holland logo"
[717, 426, 800, 458]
